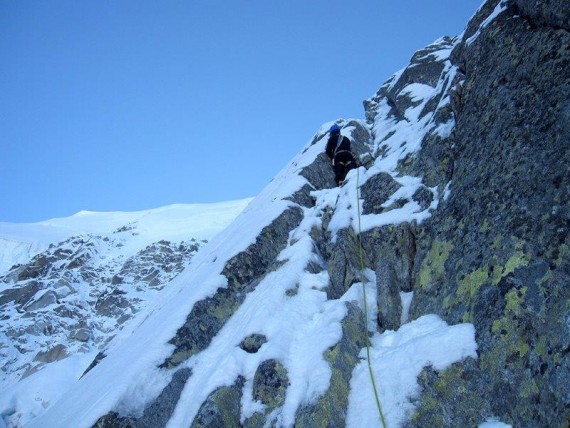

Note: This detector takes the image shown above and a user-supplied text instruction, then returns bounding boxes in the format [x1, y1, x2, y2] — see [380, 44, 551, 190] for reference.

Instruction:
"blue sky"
[1, 1, 482, 223]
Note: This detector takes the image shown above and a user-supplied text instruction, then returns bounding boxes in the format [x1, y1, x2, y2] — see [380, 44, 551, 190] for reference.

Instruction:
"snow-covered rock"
[0, 200, 251, 426]
[1, 0, 569, 426]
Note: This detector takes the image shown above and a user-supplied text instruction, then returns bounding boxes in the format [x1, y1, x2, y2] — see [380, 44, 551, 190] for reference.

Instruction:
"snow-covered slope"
[0, 201, 252, 273]
[0, 200, 251, 426]
[5, 32, 481, 428]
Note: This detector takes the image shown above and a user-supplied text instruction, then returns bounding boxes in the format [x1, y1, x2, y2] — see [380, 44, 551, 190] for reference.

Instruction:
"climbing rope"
[355, 166, 388, 428]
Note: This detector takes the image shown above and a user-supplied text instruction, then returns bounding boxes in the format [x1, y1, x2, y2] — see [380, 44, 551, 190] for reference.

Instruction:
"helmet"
[329, 124, 341, 133]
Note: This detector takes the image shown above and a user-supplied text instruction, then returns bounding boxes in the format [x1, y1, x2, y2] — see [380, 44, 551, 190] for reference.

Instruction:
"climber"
[325, 124, 357, 186]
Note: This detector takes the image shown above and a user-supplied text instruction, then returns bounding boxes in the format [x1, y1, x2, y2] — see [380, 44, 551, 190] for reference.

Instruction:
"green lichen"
[480, 219, 491, 233]
[164, 350, 193, 368]
[457, 267, 490, 300]
[251, 359, 289, 420]
[483, 281, 532, 374]
[325, 345, 340, 363]
[297, 367, 349, 428]
[491, 318, 507, 334]
[418, 240, 453, 290]
[213, 387, 243, 428]
[505, 287, 527, 314]
[517, 341, 530, 358]
[520, 378, 540, 399]
[409, 394, 444, 427]
[296, 335, 357, 426]
[501, 252, 529, 280]
[492, 236, 502, 249]
[451, 248, 530, 311]
[434, 364, 466, 396]
[243, 412, 265, 428]
[295, 303, 364, 426]
[481, 347, 502, 374]
[211, 296, 240, 321]
[535, 336, 548, 357]
[409, 362, 484, 427]
[556, 243, 570, 267]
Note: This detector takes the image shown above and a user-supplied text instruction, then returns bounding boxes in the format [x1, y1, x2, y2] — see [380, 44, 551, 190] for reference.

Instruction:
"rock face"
[407, 1, 570, 426]
[0, 234, 203, 386]
[9, 1, 569, 427]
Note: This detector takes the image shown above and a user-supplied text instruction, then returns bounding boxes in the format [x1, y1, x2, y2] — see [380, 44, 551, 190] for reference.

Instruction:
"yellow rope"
[356, 166, 388, 428]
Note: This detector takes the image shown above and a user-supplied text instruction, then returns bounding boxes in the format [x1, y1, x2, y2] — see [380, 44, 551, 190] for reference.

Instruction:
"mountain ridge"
[2, 0, 569, 426]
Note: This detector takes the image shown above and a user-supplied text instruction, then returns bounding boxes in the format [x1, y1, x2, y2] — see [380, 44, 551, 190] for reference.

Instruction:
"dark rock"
[286, 183, 316, 208]
[93, 368, 192, 428]
[8, 1, 570, 426]
[0, 281, 41, 307]
[239, 334, 267, 354]
[361, 172, 402, 215]
[406, 359, 494, 428]
[95, 289, 131, 317]
[34, 344, 68, 363]
[375, 258, 404, 331]
[243, 360, 290, 426]
[23, 290, 58, 312]
[252, 359, 289, 409]
[299, 152, 337, 191]
[411, 186, 434, 211]
[406, 1, 570, 425]
[70, 327, 91, 342]
[325, 228, 362, 300]
[365, 37, 456, 125]
[191, 376, 244, 428]
[512, 0, 570, 31]
[82, 352, 107, 378]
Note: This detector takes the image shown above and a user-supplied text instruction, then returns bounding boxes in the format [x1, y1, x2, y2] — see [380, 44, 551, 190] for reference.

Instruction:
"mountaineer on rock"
[326, 124, 356, 186]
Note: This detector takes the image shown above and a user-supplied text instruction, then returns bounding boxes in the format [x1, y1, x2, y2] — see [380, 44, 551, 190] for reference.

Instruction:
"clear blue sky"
[1, 0, 482, 223]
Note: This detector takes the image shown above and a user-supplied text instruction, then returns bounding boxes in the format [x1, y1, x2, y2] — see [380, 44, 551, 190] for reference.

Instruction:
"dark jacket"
[326, 132, 352, 160]
[326, 131, 357, 185]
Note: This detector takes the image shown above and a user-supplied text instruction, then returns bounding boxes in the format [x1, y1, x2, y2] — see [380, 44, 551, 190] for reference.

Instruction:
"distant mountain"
[0, 200, 251, 420]
[2, 0, 569, 427]
[0, 202, 252, 272]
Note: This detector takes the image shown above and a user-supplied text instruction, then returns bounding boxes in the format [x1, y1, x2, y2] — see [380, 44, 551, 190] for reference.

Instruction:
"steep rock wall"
[408, 0, 570, 426]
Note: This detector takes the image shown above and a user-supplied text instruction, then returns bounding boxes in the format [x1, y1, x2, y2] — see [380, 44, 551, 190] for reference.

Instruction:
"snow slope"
[0, 200, 251, 427]
[0, 200, 252, 273]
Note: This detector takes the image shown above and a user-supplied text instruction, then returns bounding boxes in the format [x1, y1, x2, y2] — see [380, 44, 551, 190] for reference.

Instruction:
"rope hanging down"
[355, 167, 388, 428]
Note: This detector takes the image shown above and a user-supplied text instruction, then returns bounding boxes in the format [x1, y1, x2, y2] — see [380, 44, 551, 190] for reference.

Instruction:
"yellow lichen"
[457, 267, 489, 300]
[503, 252, 529, 277]
[505, 287, 527, 314]
[418, 240, 453, 290]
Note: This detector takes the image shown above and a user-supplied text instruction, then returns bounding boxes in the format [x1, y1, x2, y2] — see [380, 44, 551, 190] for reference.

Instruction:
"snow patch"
[479, 417, 513, 428]
[466, 1, 508, 46]
[346, 315, 478, 428]
[399, 291, 413, 324]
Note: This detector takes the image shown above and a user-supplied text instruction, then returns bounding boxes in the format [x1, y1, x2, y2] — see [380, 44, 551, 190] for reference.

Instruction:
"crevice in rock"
[406, 226, 417, 293]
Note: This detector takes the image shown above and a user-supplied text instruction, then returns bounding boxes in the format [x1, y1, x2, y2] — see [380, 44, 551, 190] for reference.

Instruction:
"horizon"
[1, 1, 482, 223]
